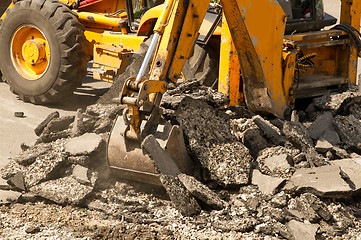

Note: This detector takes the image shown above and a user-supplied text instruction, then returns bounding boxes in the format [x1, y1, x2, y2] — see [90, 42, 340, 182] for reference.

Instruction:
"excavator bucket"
[107, 109, 194, 185]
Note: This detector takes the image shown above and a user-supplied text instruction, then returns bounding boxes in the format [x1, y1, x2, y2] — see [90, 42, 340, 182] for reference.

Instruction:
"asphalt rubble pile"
[1, 82, 361, 239]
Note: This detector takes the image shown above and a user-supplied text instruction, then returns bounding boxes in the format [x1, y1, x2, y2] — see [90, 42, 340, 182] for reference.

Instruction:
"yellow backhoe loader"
[1, 0, 360, 184]
[107, 0, 361, 184]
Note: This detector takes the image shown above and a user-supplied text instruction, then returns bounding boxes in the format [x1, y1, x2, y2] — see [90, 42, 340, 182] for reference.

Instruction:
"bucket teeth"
[107, 115, 193, 185]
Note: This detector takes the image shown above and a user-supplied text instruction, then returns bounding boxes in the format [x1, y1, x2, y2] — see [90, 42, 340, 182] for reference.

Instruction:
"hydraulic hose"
[331, 24, 361, 57]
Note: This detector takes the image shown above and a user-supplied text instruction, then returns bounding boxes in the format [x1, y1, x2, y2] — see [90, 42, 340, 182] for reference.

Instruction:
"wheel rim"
[11, 25, 50, 80]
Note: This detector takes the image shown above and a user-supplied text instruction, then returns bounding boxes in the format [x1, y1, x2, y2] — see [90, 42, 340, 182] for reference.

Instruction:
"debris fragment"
[64, 133, 104, 156]
[284, 165, 353, 198]
[176, 97, 252, 186]
[307, 111, 334, 140]
[331, 158, 361, 192]
[286, 220, 319, 240]
[159, 174, 201, 216]
[178, 173, 226, 210]
[251, 169, 286, 195]
[3, 82, 361, 238]
[34, 111, 59, 136]
[30, 176, 93, 205]
[14, 112, 24, 118]
[0, 189, 21, 204]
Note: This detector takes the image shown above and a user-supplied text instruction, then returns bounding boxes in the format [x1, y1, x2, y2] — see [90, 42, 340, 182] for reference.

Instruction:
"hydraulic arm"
[108, 0, 360, 184]
[116, 0, 289, 143]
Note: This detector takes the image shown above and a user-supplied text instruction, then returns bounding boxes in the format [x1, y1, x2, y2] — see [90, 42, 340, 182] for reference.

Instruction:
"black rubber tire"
[0, 0, 88, 103]
[182, 44, 219, 88]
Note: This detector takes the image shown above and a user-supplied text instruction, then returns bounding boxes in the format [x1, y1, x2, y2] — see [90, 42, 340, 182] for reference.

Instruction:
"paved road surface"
[0, 75, 111, 168]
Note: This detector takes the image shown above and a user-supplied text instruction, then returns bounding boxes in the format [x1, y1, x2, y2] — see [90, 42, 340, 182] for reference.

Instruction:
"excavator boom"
[108, 0, 361, 184]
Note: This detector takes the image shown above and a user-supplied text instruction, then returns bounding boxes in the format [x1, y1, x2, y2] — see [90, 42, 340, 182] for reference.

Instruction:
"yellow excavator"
[1, 0, 360, 184]
[107, 0, 361, 184]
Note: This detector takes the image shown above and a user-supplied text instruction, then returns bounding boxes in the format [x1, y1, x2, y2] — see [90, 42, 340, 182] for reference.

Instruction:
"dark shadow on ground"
[9, 74, 113, 112]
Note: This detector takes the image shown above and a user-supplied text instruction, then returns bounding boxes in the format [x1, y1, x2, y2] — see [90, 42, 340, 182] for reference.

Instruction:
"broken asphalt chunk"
[43, 116, 74, 135]
[251, 170, 286, 195]
[24, 152, 68, 188]
[313, 89, 361, 113]
[253, 115, 286, 145]
[7, 172, 25, 191]
[72, 165, 91, 185]
[65, 133, 104, 156]
[159, 174, 201, 216]
[0, 189, 21, 205]
[263, 154, 293, 172]
[283, 121, 314, 151]
[315, 139, 333, 154]
[34, 111, 60, 136]
[30, 176, 93, 205]
[176, 97, 252, 186]
[287, 193, 332, 223]
[321, 130, 341, 146]
[284, 165, 352, 198]
[178, 173, 226, 210]
[71, 108, 84, 137]
[334, 115, 361, 150]
[307, 111, 334, 140]
[142, 135, 180, 177]
[286, 220, 319, 240]
[331, 158, 361, 193]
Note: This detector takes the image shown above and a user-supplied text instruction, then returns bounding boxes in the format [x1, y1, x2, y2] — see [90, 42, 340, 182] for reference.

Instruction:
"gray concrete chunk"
[178, 173, 225, 210]
[308, 112, 334, 140]
[287, 220, 319, 240]
[252, 170, 286, 195]
[286, 165, 352, 198]
[0, 177, 10, 190]
[315, 139, 333, 153]
[30, 176, 93, 205]
[65, 133, 103, 156]
[7, 172, 25, 191]
[321, 130, 341, 146]
[72, 165, 90, 185]
[331, 158, 361, 192]
[264, 154, 293, 171]
[0, 190, 21, 204]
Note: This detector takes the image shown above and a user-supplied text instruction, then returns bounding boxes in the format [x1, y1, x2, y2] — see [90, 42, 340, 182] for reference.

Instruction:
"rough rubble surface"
[175, 97, 252, 186]
[2, 82, 361, 239]
[334, 115, 361, 149]
[30, 176, 93, 206]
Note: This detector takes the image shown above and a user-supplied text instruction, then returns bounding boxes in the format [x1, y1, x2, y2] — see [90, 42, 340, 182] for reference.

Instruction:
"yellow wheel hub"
[11, 25, 50, 80]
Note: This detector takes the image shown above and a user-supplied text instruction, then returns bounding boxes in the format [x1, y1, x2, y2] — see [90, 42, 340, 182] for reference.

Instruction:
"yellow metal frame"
[340, 0, 361, 84]
[218, 15, 242, 106]
[3, 0, 361, 118]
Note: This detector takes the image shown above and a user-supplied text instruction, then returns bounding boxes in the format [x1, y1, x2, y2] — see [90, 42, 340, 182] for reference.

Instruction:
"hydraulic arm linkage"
[114, 0, 282, 143]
